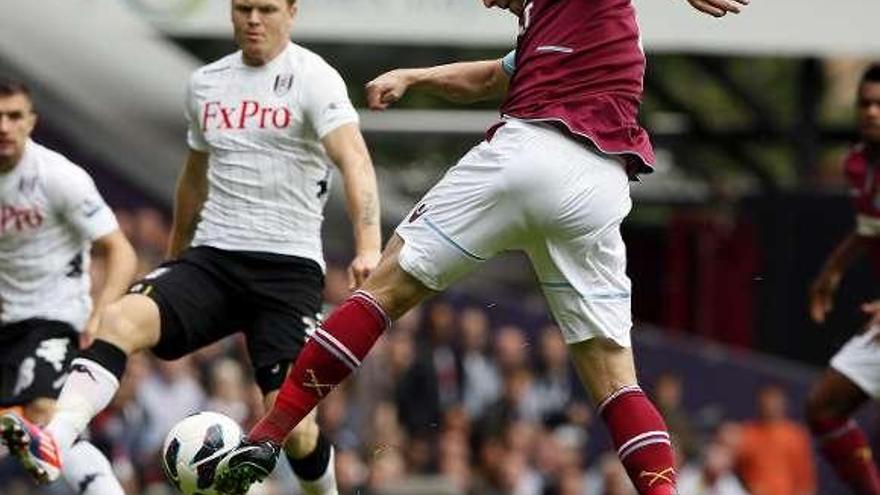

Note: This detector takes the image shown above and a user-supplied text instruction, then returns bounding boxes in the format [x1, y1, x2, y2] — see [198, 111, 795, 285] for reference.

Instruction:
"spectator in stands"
[734, 384, 816, 495]
[652, 372, 700, 462]
[534, 325, 589, 424]
[494, 325, 532, 375]
[459, 306, 501, 418]
[677, 441, 750, 495]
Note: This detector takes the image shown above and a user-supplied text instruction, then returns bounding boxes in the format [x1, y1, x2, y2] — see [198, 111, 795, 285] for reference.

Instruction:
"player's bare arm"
[686, 0, 750, 18]
[809, 233, 865, 324]
[366, 59, 509, 111]
[321, 123, 382, 289]
[167, 150, 209, 259]
[85, 230, 137, 347]
[861, 299, 880, 331]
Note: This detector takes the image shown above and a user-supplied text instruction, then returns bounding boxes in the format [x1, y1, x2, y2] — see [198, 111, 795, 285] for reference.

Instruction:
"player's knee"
[282, 415, 320, 458]
[805, 384, 845, 428]
[96, 300, 152, 353]
[23, 398, 56, 426]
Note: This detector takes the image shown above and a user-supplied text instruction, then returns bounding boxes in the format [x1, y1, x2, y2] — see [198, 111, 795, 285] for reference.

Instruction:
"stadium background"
[2, 0, 880, 493]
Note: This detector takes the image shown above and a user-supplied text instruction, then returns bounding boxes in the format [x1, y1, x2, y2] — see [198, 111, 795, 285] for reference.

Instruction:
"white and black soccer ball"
[162, 411, 243, 495]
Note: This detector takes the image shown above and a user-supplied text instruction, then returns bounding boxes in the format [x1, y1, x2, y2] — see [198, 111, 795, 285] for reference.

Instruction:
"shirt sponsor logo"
[0, 204, 44, 234]
[202, 100, 293, 131]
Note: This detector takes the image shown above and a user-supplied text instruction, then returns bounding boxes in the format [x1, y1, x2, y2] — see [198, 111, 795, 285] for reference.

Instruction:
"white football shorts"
[830, 325, 880, 397]
[395, 119, 633, 346]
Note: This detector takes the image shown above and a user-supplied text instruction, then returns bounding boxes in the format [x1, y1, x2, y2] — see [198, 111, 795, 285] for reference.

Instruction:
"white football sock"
[62, 440, 124, 495]
[46, 358, 120, 451]
[298, 446, 338, 495]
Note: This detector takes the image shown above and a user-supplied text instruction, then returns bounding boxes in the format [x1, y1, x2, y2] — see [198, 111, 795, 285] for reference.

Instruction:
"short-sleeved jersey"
[843, 145, 880, 276]
[0, 140, 118, 330]
[186, 42, 359, 270]
[499, 0, 654, 174]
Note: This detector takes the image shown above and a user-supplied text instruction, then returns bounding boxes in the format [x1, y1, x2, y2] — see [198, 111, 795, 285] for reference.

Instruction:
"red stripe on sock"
[600, 388, 676, 495]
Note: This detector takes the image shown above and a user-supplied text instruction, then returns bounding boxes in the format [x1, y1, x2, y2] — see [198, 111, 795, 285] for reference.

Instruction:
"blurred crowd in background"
[1, 207, 829, 495]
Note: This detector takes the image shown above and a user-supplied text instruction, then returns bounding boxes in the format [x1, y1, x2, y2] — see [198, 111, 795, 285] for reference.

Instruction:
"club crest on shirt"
[274, 73, 294, 96]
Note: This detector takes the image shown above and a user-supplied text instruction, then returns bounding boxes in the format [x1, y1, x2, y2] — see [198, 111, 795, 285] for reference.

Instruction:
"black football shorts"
[0, 319, 78, 407]
[129, 246, 324, 393]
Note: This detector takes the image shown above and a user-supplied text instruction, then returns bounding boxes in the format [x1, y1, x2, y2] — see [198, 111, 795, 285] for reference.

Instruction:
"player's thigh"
[806, 367, 869, 419]
[129, 251, 241, 361]
[825, 326, 880, 405]
[527, 225, 632, 348]
[0, 320, 78, 410]
[97, 294, 162, 353]
[525, 134, 632, 345]
[394, 135, 532, 292]
[362, 234, 437, 321]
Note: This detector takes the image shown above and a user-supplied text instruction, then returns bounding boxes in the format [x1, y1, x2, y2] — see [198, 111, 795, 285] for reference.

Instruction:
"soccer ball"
[162, 411, 243, 495]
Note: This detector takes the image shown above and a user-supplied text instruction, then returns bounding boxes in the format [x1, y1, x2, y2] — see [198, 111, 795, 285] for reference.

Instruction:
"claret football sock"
[250, 290, 389, 444]
[47, 340, 127, 451]
[810, 416, 880, 495]
[599, 386, 677, 495]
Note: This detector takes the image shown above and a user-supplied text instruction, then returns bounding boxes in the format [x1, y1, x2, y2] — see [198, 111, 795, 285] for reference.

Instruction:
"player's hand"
[809, 273, 840, 324]
[81, 312, 100, 348]
[348, 250, 381, 289]
[687, 0, 749, 17]
[366, 70, 412, 111]
[862, 300, 880, 332]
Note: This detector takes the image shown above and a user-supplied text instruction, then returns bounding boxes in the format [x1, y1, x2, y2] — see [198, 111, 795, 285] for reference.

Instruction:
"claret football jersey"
[500, 0, 654, 174]
[844, 144, 880, 276]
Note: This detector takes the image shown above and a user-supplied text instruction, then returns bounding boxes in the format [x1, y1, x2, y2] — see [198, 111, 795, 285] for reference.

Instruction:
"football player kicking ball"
[0, 1, 382, 495]
[0, 79, 137, 495]
[211, 0, 750, 494]
[806, 64, 880, 495]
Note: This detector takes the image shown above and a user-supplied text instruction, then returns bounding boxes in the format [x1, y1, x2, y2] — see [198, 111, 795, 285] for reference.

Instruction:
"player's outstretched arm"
[87, 230, 137, 346]
[366, 59, 509, 110]
[167, 150, 209, 259]
[686, 0, 750, 17]
[809, 233, 865, 324]
[322, 123, 382, 289]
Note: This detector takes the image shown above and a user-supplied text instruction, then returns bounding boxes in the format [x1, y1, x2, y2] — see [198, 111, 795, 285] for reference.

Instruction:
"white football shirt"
[185, 42, 359, 270]
[0, 140, 118, 330]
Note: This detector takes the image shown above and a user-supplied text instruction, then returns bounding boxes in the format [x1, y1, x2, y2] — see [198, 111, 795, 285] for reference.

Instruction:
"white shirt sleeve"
[52, 164, 119, 241]
[301, 60, 359, 139]
[185, 74, 210, 152]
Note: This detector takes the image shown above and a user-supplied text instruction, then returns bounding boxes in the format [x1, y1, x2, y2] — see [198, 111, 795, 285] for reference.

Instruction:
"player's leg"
[14, 397, 124, 495]
[215, 237, 433, 494]
[44, 293, 160, 455]
[36, 249, 238, 484]
[806, 330, 880, 495]
[533, 239, 676, 495]
[245, 235, 432, 446]
[0, 320, 124, 495]
[62, 439, 125, 495]
[217, 136, 520, 492]
[524, 123, 675, 495]
[244, 255, 340, 495]
[0, 320, 100, 484]
[265, 394, 335, 495]
[244, 129, 529, 446]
